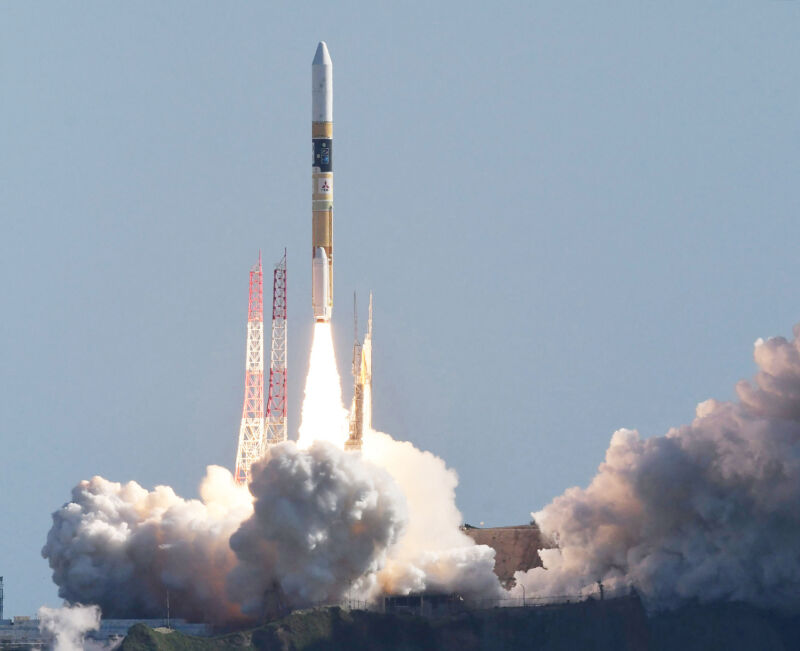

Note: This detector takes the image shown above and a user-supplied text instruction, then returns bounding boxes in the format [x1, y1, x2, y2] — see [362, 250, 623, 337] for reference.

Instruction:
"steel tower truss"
[234, 255, 265, 484]
[266, 251, 288, 445]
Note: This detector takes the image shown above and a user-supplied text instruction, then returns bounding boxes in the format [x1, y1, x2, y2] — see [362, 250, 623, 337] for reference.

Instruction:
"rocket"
[311, 41, 333, 322]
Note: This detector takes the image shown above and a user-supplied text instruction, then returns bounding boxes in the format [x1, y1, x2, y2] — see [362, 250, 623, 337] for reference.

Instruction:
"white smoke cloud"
[363, 430, 503, 599]
[228, 440, 407, 615]
[513, 325, 800, 612]
[43, 433, 503, 622]
[38, 604, 100, 651]
[42, 466, 253, 623]
[42, 314, 800, 619]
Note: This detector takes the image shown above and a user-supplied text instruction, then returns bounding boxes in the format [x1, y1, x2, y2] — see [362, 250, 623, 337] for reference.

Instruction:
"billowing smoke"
[41, 322, 501, 623]
[513, 325, 800, 612]
[41, 466, 253, 623]
[47, 318, 800, 620]
[363, 430, 502, 599]
[43, 428, 500, 622]
[228, 440, 407, 615]
[38, 604, 101, 651]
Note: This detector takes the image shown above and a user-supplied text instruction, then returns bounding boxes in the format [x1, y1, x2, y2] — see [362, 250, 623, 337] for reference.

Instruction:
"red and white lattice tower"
[266, 250, 288, 445]
[234, 254, 265, 484]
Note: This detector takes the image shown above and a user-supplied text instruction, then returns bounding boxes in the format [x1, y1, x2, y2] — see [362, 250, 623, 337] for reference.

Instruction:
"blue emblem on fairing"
[313, 139, 333, 172]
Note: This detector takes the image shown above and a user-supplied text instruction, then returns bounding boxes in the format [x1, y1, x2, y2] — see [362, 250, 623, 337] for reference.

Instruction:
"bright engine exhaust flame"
[297, 322, 349, 448]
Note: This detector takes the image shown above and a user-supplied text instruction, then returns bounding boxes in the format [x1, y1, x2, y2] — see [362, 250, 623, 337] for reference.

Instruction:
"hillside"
[120, 596, 647, 650]
[118, 596, 800, 650]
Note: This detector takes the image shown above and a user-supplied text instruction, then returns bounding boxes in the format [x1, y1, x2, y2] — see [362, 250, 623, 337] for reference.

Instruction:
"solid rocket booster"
[312, 41, 333, 323]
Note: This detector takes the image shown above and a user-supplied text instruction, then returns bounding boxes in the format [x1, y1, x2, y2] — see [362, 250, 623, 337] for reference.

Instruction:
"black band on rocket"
[313, 139, 333, 172]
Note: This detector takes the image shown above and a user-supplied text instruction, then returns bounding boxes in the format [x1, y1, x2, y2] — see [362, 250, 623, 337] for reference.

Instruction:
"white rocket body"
[311, 42, 334, 323]
[312, 44, 332, 122]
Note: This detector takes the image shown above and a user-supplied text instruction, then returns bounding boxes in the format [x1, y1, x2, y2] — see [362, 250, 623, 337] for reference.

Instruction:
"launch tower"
[234, 252, 288, 484]
[234, 256, 265, 484]
[265, 251, 288, 445]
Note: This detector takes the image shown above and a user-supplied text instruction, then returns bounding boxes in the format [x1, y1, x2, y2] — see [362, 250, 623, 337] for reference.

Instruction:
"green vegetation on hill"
[121, 597, 647, 651]
[120, 624, 224, 651]
[119, 597, 800, 651]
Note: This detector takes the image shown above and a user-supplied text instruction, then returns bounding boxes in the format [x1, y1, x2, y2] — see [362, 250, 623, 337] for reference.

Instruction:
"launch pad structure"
[233, 256, 264, 484]
[234, 251, 287, 484]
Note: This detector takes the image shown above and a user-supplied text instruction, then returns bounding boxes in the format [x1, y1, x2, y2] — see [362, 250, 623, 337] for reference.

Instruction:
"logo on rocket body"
[311, 41, 333, 323]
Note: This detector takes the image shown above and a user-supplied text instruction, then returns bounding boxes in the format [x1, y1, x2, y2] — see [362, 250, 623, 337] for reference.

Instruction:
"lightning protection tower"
[265, 250, 288, 445]
[346, 294, 363, 451]
[234, 255, 265, 484]
[346, 293, 372, 451]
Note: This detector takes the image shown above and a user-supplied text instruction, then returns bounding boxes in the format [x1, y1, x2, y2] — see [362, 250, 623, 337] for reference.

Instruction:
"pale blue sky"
[1, 3, 799, 615]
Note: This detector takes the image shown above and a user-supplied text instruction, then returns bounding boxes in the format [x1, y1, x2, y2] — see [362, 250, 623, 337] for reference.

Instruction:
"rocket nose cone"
[313, 41, 331, 66]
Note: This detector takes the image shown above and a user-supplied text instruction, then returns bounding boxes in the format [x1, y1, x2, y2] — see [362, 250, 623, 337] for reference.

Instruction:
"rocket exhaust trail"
[311, 41, 333, 323]
[297, 322, 348, 449]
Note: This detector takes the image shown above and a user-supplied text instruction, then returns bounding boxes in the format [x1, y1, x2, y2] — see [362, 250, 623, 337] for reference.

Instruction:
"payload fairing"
[311, 41, 334, 322]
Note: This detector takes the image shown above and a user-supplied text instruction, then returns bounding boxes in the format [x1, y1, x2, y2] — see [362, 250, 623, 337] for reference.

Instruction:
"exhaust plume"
[297, 323, 349, 449]
[293, 320, 501, 599]
[513, 324, 800, 612]
[42, 439, 497, 622]
[363, 429, 503, 599]
[228, 440, 406, 614]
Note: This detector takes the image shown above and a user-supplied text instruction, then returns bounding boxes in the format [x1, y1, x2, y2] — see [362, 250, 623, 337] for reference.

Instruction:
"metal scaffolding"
[234, 255, 265, 484]
[266, 250, 288, 445]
